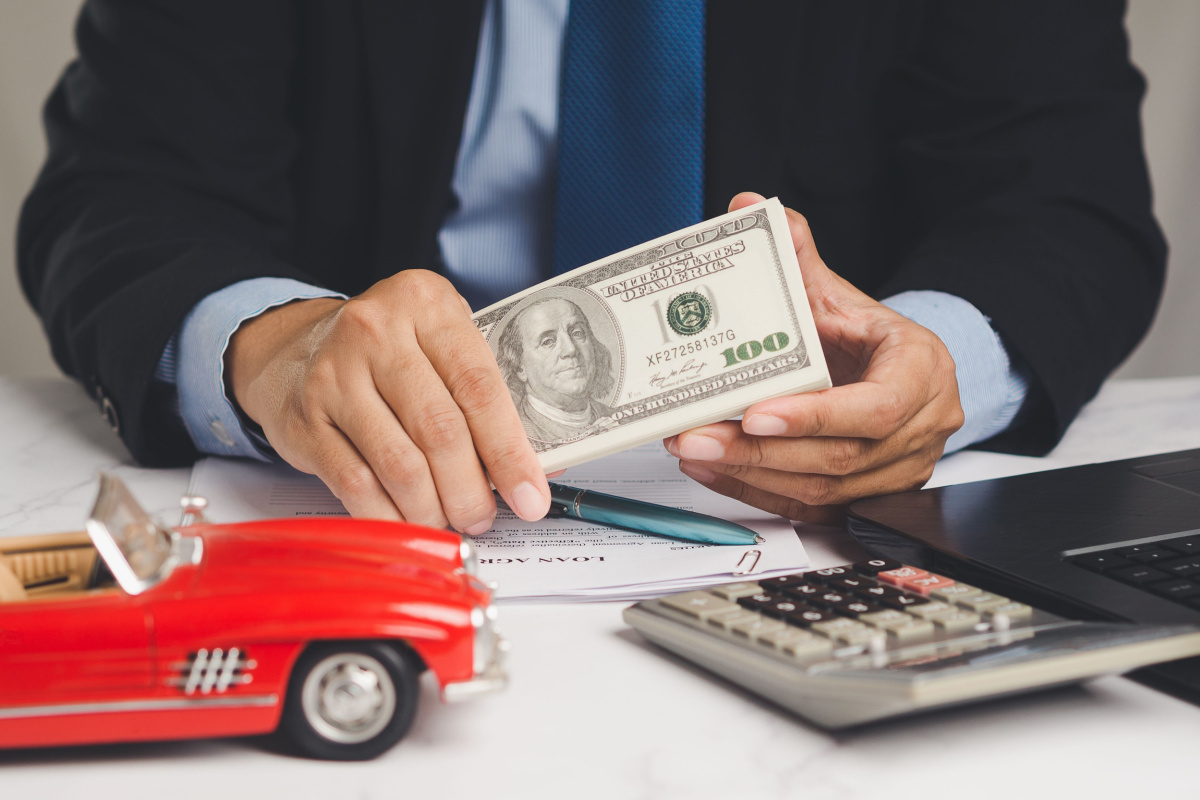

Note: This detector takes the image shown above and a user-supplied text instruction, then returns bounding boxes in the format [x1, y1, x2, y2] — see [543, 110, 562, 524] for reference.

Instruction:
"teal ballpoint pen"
[528, 482, 765, 546]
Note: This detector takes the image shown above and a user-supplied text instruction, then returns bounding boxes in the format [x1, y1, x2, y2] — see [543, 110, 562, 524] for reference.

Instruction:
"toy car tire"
[279, 641, 421, 760]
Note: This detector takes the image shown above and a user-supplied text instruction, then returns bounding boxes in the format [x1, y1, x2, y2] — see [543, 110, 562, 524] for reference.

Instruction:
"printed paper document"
[186, 444, 808, 602]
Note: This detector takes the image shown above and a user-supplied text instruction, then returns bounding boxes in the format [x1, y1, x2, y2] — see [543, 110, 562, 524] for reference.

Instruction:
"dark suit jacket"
[18, 0, 1165, 467]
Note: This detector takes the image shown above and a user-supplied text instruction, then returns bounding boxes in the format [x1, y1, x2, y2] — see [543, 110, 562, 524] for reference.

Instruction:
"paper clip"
[733, 549, 762, 576]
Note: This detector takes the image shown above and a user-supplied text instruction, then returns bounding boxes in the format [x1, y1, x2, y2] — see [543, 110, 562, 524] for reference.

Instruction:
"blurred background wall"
[0, 1, 1197, 380]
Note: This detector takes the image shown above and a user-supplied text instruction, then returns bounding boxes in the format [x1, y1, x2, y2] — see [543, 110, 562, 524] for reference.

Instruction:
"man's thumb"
[728, 192, 840, 302]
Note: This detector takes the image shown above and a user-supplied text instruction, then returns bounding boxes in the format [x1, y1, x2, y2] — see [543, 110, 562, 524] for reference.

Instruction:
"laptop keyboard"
[1070, 533, 1200, 609]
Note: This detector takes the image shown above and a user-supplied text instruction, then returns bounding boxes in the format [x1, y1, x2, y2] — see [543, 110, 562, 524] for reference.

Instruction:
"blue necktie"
[552, 0, 706, 275]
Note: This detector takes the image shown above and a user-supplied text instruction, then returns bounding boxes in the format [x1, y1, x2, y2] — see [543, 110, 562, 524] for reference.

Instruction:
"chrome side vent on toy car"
[167, 648, 257, 695]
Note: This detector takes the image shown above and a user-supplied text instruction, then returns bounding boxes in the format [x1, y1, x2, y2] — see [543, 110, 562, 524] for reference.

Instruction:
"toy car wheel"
[280, 641, 420, 760]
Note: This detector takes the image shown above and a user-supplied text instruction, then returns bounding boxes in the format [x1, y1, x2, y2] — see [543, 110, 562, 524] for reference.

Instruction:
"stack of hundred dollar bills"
[474, 197, 831, 473]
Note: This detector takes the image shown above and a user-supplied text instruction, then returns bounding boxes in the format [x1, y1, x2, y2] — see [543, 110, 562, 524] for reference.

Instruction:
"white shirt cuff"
[164, 277, 346, 460]
[882, 290, 1030, 454]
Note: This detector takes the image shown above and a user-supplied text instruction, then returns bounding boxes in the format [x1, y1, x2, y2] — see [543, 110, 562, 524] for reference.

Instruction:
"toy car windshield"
[85, 472, 180, 595]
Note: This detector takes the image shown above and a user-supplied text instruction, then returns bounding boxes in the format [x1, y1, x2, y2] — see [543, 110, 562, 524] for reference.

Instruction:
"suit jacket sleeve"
[875, 0, 1166, 452]
[17, 0, 311, 466]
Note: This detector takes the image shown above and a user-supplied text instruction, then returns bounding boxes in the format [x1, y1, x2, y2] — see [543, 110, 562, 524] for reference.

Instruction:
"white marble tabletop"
[1, 376, 1199, 799]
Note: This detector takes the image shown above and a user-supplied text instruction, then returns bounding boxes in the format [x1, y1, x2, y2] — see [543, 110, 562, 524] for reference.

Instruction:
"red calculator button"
[877, 566, 929, 586]
[896, 573, 956, 595]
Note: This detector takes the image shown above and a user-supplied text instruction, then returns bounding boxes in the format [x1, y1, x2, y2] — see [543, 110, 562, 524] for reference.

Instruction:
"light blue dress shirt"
[158, 0, 1028, 462]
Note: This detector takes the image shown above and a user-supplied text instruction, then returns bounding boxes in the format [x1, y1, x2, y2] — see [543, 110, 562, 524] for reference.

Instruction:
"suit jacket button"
[98, 391, 120, 434]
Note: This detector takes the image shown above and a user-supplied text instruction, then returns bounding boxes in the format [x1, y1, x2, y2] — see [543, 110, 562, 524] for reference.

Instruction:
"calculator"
[623, 559, 1200, 728]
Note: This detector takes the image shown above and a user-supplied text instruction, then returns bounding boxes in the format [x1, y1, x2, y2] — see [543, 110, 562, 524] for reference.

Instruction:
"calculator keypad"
[629, 556, 1200, 731]
[654, 560, 1033, 663]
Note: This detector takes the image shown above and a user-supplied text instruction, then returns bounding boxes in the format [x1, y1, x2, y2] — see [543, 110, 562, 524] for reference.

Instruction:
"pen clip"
[733, 549, 762, 576]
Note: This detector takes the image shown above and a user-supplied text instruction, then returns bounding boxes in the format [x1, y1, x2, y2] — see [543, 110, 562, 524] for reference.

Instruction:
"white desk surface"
[1, 376, 1199, 799]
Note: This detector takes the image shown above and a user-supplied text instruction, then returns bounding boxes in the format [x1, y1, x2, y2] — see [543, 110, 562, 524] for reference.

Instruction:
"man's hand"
[664, 193, 964, 524]
[227, 270, 551, 532]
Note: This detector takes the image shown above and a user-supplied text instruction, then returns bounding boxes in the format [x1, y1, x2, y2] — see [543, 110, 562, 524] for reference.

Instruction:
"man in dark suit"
[18, 1, 1164, 534]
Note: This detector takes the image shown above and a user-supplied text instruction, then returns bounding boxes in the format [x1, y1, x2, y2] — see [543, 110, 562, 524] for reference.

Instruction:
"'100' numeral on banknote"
[473, 197, 831, 473]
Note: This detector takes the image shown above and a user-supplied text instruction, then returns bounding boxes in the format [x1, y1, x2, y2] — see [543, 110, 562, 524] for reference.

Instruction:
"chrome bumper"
[440, 638, 509, 703]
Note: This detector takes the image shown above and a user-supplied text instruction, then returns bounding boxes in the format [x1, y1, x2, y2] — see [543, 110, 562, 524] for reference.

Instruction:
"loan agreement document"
[186, 444, 808, 602]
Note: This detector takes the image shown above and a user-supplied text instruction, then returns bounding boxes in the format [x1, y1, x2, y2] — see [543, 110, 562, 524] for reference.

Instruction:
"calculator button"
[879, 593, 930, 610]
[756, 574, 811, 590]
[858, 609, 918, 630]
[760, 598, 807, 620]
[860, 584, 905, 601]
[903, 600, 957, 620]
[985, 602, 1033, 623]
[877, 566, 929, 586]
[758, 626, 818, 650]
[834, 599, 883, 617]
[661, 591, 740, 619]
[809, 591, 851, 608]
[784, 636, 835, 662]
[953, 592, 1011, 613]
[730, 615, 786, 640]
[787, 607, 835, 627]
[1107, 564, 1170, 585]
[930, 611, 982, 635]
[828, 575, 877, 592]
[853, 558, 902, 576]
[885, 619, 936, 645]
[894, 573, 956, 595]
[807, 566, 854, 582]
[782, 583, 823, 600]
[737, 592, 784, 611]
[706, 608, 761, 631]
[930, 583, 979, 601]
[709, 581, 764, 600]
[810, 618, 875, 645]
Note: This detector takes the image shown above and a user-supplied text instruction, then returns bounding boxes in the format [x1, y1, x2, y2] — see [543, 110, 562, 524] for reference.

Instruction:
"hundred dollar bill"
[473, 197, 831, 473]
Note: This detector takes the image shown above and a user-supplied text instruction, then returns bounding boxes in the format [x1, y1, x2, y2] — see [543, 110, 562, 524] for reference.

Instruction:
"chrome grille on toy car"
[167, 648, 257, 695]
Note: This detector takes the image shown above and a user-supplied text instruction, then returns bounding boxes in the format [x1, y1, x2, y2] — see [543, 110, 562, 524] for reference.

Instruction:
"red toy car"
[0, 473, 506, 760]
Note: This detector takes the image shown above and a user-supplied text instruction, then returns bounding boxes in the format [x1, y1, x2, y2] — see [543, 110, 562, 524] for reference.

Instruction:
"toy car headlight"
[470, 605, 500, 675]
[459, 538, 479, 576]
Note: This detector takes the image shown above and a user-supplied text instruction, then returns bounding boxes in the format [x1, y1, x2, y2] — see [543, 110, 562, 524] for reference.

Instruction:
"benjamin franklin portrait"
[495, 296, 618, 446]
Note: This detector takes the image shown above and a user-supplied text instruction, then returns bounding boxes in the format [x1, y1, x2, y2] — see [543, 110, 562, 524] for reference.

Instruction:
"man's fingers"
[678, 461, 844, 526]
[330, 385, 450, 530]
[304, 426, 406, 522]
[374, 346, 498, 533]
[700, 381, 920, 447]
[233, 271, 552, 530]
[728, 191, 767, 213]
[679, 450, 937, 511]
[729, 191, 835, 298]
[415, 310, 550, 522]
[668, 422, 898, 476]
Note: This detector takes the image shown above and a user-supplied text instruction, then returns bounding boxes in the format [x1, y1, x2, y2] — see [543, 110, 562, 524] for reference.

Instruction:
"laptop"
[846, 447, 1200, 705]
